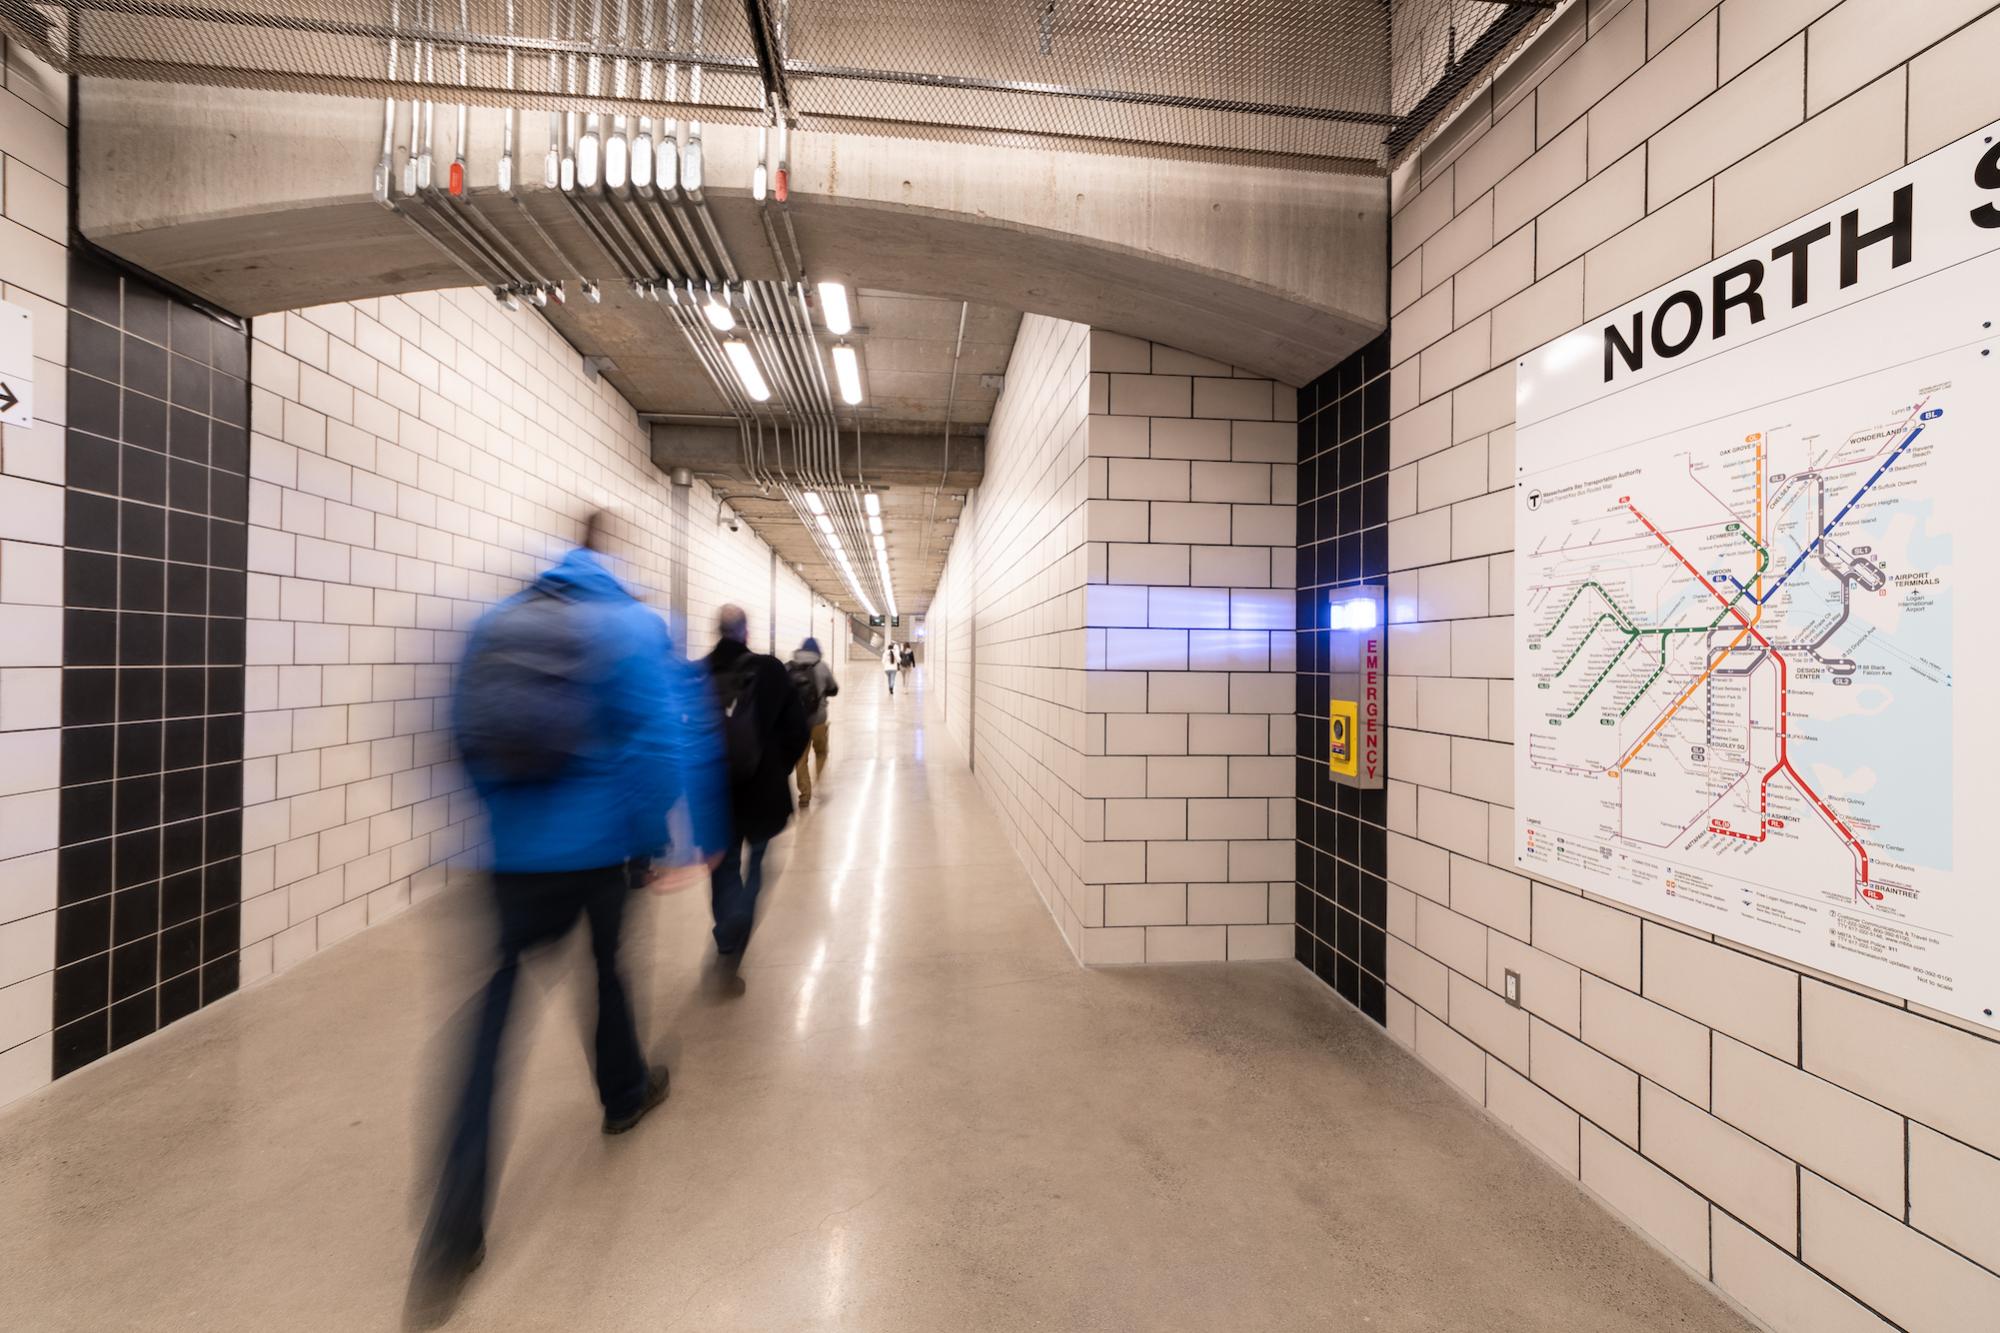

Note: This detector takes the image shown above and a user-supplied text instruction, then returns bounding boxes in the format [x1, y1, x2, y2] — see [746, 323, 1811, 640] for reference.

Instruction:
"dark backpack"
[788, 659, 824, 719]
[717, 657, 764, 783]
[457, 588, 597, 781]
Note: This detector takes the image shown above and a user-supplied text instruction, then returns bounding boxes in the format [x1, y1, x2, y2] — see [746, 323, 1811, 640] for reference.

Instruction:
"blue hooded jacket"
[454, 547, 727, 873]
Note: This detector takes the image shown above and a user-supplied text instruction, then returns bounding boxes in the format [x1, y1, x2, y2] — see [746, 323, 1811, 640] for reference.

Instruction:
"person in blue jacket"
[408, 513, 725, 1326]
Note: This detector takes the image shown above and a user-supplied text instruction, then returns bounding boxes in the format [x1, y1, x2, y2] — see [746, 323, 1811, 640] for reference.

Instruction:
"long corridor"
[0, 676, 1749, 1331]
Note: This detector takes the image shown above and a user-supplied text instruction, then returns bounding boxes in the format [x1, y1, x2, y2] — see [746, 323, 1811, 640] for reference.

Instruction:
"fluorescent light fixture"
[831, 342, 863, 405]
[816, 514, 834, 535]
[867, 514, 882, 535]
[721, 339, 770, 401]
[577, 128, 601, 189]
[656, 135, 676, 190]
[817, 280, 852, 335]
[752, 163, 768, 200]
[863, 492, 880, 517]
[703, 286, 735, 332]
[803, 491, 825, 514]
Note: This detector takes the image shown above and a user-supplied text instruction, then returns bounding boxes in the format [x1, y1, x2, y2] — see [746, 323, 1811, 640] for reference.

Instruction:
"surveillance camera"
[728, 518, 740, 532]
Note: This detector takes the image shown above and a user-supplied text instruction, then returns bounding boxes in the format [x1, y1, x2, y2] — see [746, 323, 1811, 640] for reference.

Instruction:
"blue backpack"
[457, 588, 599, 782]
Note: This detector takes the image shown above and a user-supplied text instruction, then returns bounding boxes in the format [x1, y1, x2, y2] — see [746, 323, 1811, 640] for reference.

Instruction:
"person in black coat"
[703, 605, 810, 963]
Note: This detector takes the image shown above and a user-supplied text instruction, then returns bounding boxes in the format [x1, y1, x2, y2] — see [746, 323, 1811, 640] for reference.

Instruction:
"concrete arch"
[79, 82, 1385, 394]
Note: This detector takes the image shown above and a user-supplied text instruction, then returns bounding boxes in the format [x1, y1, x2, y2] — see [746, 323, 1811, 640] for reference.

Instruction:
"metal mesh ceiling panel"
[776, 0, 1392, 164]
[1, 0, 1564, 168]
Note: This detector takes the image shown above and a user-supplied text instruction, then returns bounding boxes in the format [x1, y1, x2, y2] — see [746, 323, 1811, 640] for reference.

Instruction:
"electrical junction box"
[1327, 586, 1385, 789]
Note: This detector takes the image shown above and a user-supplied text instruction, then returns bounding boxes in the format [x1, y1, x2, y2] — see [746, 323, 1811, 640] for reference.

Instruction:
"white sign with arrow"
[0, 298, 35, 429]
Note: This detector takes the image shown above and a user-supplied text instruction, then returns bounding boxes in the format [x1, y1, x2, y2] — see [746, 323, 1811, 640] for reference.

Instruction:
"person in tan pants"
[787, 637, 838, 807]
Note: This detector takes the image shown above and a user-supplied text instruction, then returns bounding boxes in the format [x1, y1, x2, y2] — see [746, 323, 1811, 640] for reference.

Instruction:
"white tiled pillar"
[1075, 331, 1298, 965]
[0, 38, 69, 1107]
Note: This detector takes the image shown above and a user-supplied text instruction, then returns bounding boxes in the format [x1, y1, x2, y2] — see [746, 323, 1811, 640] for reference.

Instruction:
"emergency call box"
[1327, 586, 1385, 789]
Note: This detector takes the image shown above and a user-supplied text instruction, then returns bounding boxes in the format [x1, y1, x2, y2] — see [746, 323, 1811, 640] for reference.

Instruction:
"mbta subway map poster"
[1515, 120, 2000, 1028]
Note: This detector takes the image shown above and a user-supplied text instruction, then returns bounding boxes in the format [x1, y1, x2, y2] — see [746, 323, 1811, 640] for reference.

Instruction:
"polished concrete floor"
[0, 674, 1754, 1331]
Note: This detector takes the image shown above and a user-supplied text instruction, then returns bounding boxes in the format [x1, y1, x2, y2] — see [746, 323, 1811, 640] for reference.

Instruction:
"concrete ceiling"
[647, 290, 1019, 620]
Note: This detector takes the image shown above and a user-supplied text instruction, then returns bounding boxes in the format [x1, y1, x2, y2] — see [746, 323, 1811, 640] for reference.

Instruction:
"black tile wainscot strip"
[1295, 333, 1390, 1025]
[54, 252, 250, 1080]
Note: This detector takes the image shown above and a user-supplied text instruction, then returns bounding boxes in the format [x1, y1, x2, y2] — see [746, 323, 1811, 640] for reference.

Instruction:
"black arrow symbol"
[0, 382, 16, 414]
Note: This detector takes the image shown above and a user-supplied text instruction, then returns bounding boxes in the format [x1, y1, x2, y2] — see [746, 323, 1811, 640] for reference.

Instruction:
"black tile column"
[53, 253, 250, 1078]
[1294, 334, 1391, 1025]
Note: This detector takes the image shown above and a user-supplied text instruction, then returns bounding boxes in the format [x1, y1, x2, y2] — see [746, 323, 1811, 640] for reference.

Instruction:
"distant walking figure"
[410, 513, 724, 1326]
[705, 606, 811, 966]
[883, 642, 899, 695]
[788, 637, 839, 809]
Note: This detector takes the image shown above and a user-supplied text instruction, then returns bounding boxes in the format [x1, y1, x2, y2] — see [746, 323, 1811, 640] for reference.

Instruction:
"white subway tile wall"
[237, 289, 819, 988]
[1379, 2, 2000, 1327]
[927, 321, 1298, 963]
[1083, 331, 1297, 963]
[0, 38, 68, 1107]
[925, 316, 1092, 951]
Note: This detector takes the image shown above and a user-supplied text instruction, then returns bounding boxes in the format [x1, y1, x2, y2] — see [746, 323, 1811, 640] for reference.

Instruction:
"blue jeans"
[709, 837, 770, 955]
[417, 863, 648, 1268]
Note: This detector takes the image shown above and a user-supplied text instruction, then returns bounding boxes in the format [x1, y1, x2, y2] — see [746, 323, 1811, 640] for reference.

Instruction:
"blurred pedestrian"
[705, 606, 810, 969]
[407, 512, 724, 1327]
[883, 641, 899, 695]
[788, 637, 838, 809]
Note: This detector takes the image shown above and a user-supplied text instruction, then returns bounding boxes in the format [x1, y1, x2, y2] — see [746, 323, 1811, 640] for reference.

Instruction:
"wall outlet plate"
[1503, 969, 1522, 1007]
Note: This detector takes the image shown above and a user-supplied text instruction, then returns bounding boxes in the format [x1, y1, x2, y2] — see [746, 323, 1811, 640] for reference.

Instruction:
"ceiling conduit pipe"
[375, 7, 507, 293]
[764, 292, 830, 508]
[754, 284, 823, 481]
[494, 0, 573, 306]
[684, 0, 703, 196]
[741, 286, 818, 496]
[553, 95, 645, 284]
[545, 0, 630, 292]
[920, 300, 967, 568]
[373, 0, 399, 205]
[650, 0, 705, 280]
[542, 0, 561, 189]
[450, 0, 469, 195]
[442, 0, 556, 305]
[633, 0, 654, 193]
[561, 0, 579, 192]
[413, 120, 527, 296]
[664, 294, 767, 485]
[603, 0, 686, 291]
[420, 0, 436, 190]
[780, 278, 843, 497]
[657, 0, 680, 197]
[498, 0, 515, 193]
[570, 0, 660, 285]
[605, 0, 630, 192]
[639, 177, 701, 277]
[401, 0, 517, 291]
[751, 97, 795, 285]
[652, 271, 757, 481]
